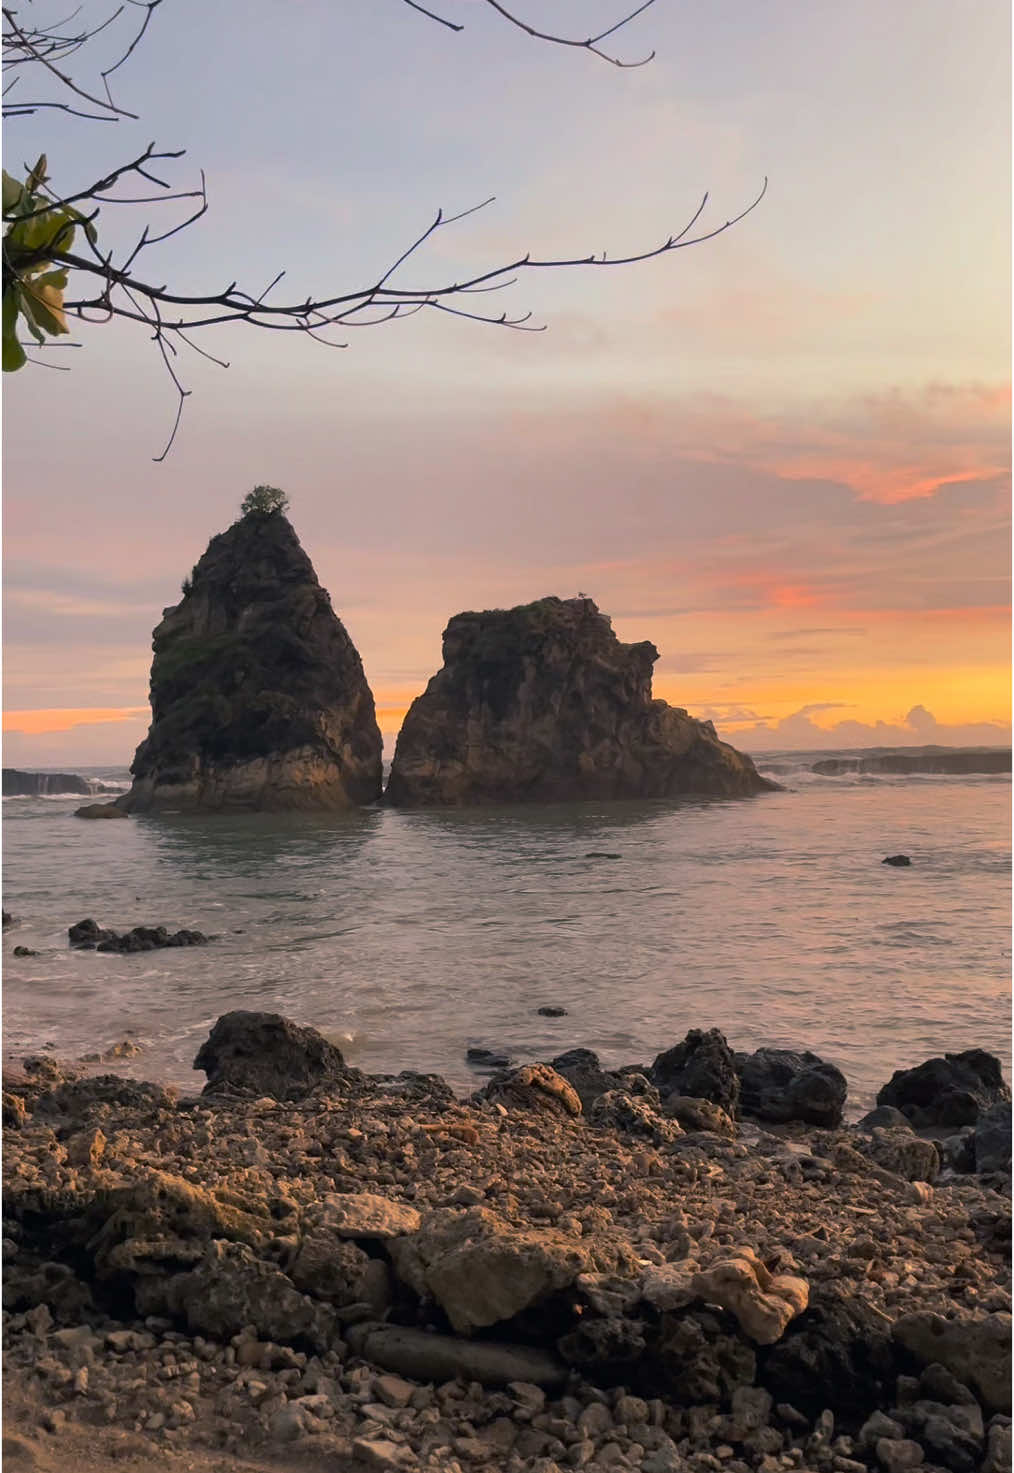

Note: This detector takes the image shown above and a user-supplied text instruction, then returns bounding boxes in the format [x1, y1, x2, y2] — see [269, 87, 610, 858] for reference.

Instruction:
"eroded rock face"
[385, 596, 775, 806]
[193, 1011, 349, 1101]
[122, 509, 382, 812]
[877, 1050, 1011, 1128]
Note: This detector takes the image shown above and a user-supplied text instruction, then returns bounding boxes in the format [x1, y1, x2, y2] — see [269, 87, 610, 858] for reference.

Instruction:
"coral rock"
[691, 1246, 809, 1345]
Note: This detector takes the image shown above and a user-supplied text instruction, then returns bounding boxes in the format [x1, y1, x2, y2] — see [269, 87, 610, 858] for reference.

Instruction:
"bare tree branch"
[401, 0, 659, 66]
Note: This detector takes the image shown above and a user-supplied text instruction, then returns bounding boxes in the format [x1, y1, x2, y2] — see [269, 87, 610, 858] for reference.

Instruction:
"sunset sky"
[3, 0, 1010, 766]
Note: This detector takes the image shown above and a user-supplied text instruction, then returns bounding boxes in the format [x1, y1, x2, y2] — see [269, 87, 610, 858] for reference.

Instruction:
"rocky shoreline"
[3, 1015, 1011, 1473]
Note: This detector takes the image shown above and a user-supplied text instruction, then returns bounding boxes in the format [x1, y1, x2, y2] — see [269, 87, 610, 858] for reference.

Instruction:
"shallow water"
[3, 751, 1010, 1116]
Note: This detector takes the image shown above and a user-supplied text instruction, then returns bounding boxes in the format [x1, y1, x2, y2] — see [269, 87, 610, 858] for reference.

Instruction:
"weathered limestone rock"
[193, 1011, 349, 1100]
[121, 507, 382, 811]
[550, 1049, 653, 1113]
[737, 1047, 848, 1127]
[388, 1206, 635, 1333]
[892, 1312, 1012, 1414]
[664, 1094, 738, 1135]
[480, 1063, 582, 1118]
[876, 1050, 1011, 1127]
[89, 1170, 273, 1278]
[652, 1028, 740, 1113]
[166, 1240, 338, 1350]
[303, 1193, 421, 1241]
[858, 1127, 941, 1183]
[590, 1089, 682, 1145]
[691, 1246, 809, 1344]
[385, 596, 775, 806]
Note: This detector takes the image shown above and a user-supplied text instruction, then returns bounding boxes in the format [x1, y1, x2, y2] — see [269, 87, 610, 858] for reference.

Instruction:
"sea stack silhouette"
[120, 494, 383, 812]
[385, 595, 775, 806]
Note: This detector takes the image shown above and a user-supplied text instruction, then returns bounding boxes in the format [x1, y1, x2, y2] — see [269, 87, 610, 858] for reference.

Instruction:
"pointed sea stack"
[121, 510, 382, 811]
[385, 596, 775, 806]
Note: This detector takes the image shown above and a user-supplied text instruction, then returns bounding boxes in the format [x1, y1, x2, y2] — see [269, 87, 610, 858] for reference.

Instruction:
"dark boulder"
[68, 918, 112, 947]
[465, 1046, 513, 1072]
[759, 1294, 899, 1424]
[876, 1049, 1011, 1127]
[74, 802, 129, 819]
[2, 909, 12, 927]
[737, 1047, 847, 1127]
[12, 946, 37, 957]
[651, 1028, 740, 1114]
[550, 1048, 655, 1113]
[193, 1011, 349, 1101]
[97, 925, 209, 953]
[974, 1100, 1013, 1174]
[855, 1105, 912, 1133]
[882, 854, 912, 866]
[537, 1005, 568, 1017]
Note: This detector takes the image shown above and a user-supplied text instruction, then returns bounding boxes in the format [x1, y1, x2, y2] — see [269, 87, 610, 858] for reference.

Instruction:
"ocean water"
[2, 750, 1010, 1117]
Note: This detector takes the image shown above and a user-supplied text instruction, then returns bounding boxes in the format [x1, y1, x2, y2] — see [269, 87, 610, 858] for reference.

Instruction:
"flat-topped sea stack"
[385, 596, 775, 806]
[121, 507, 382, 812]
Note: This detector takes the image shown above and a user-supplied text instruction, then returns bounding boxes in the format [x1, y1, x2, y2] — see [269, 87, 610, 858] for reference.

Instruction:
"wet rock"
[68, 918, 112, 947]
[691, 1247, 808, 1345]
[883, 855, 912, 866]
[12, 946, 38, 957]
[892, 1312, 1012, 1414]
[193, 1010, 349, 1100]
[388, 1205, 634, 1333]
[166, 1240, 338, 1351]
[664, 1095, 737, 1136]
[480, 1063, 582, 1118]
[737, 1047, 848, 1127]
[96, 925, 209, 953]
[74, 803, 129, 819]
[876, 1050, 1011, 1128]
[651, 1029, 740, 1113]
[590, 1090, 681, 1145]
[466, 1047, 513, 1071]
[974, 1101, 1012, 1174]
[348, 1322, 567, 1387]
[2, 909, 12, 926]
[537, 1005, 568, 1017]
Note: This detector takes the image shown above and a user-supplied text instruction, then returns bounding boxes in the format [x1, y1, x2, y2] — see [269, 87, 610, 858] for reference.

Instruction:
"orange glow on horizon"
[3, 707, 149, 736]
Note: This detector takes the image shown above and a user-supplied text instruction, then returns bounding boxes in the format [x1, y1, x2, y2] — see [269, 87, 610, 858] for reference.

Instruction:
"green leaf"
[25, 154, 48, 193]
[2, 171, 24, 213]
[16, 291, 47, 344]
[2, 290, 26, 371]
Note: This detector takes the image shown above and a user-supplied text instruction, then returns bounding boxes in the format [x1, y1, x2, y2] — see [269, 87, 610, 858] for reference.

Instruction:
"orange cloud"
[2, 707, 148, 736]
